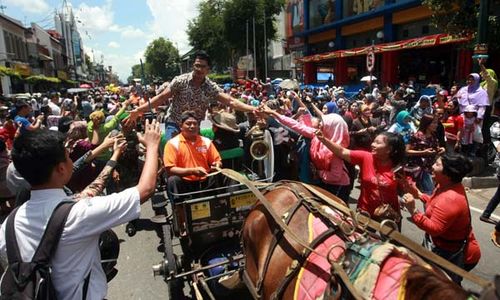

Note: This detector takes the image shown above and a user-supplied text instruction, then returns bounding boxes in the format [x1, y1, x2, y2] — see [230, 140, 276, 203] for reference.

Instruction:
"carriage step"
[151, 193, 168, 208]
[150, 214, 167, 224]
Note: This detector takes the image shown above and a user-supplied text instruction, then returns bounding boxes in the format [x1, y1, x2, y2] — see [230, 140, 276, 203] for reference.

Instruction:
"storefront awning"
[299, 33, 471, 63]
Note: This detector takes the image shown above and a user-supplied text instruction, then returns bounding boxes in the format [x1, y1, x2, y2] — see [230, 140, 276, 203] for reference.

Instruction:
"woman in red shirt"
[442, 99, 464, 153]
[316, 131, 406, 222]
[401, 153, 481, 285]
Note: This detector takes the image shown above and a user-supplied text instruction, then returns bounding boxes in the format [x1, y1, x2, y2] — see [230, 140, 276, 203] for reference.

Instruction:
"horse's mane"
[404, 265, 470, 300]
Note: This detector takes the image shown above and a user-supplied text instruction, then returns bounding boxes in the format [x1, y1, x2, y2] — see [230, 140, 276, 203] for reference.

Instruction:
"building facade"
[0, 13, 30, 95]
[286, 0, 475, 87]
[54, 4, 87, 81]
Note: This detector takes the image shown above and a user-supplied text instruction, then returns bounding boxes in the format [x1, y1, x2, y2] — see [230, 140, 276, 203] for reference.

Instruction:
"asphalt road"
[107, 185, 500, 299]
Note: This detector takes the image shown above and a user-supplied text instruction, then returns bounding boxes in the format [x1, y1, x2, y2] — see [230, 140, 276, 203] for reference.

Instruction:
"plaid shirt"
[166, 72, 221, 124]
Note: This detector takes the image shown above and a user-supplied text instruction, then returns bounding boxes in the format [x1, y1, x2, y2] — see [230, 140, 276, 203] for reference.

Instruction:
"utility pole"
[246, 20, 249, 78]
[477, 0, 490, 45]
[263, 9, 268, 79]
[252, 17, 257, 78]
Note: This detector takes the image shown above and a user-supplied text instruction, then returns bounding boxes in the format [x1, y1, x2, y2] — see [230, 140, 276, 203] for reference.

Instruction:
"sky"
[3, 0, 202, 81]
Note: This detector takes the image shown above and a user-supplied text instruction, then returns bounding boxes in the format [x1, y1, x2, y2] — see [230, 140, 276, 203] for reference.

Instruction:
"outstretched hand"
[315, 128, 325, 140]
[137, 119, 161, 149]
[113, 137, 127, 153]
[124, 109, 142, 127]
[258, 104, 274, 116]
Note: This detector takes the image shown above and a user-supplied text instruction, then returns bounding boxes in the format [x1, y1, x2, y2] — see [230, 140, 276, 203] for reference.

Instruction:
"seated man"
[164, 111, 222, 202]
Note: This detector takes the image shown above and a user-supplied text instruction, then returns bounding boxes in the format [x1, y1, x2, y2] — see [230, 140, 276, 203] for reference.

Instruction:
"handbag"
[372, 174, 401, 224]
[473, 124, 483, 143]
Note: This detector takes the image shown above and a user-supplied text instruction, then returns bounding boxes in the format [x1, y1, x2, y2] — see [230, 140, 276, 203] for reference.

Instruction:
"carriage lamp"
[248, 126, 269, 161]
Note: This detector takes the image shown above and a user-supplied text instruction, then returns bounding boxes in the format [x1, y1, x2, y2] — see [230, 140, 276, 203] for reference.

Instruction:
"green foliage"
[187, 0, 232, 71]
[423, 0, 500, 49]
[144, 38, 180, 81]
[186, 0, 284, 77]
[207, 73, 233, 83]
[223, 0, 285, 77]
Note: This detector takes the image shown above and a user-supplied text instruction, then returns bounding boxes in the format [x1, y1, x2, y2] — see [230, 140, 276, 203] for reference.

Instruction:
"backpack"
[0, 201, 83, 300]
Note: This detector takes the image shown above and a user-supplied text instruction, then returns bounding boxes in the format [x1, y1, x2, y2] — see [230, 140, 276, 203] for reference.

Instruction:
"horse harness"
[218, 168, 494, 300]
[239, 180, 368, 300]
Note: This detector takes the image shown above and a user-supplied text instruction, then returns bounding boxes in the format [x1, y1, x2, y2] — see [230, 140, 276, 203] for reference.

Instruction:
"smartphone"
[392, 165, 404, 178]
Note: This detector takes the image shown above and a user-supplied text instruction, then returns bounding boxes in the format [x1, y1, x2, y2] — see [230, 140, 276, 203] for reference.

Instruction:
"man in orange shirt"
[164, 111, 222, 203]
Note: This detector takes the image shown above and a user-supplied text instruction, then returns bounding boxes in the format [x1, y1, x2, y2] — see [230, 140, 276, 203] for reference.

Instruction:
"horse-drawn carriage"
[151, 127, 275, 299]
[149, 124, 497, 300]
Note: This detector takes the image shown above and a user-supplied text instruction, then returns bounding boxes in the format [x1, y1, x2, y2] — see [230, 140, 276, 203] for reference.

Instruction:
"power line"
[32, 12, 54, 24]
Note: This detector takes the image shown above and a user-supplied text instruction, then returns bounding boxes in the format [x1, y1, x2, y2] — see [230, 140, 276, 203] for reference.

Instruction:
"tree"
[85, 54, 94, 74]
[144, 38, 180, 81]
[127, 64, 143, 84]
[187, 0, 231, 71]
[223, 0, 285, 78]
[423, 0, 500, 49]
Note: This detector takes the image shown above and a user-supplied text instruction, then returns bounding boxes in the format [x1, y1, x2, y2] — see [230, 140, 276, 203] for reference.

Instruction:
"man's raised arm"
[217, 92, 256, 113]
[126, 86, 172, 124]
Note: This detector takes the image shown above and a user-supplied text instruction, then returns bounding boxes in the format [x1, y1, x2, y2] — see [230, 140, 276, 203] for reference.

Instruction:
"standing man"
[14, 101, 43, 136]
[0, 120, 161, 299]
[126, 51, 258, 140]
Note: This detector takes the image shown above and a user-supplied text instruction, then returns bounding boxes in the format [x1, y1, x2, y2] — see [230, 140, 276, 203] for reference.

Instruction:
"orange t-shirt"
[163, 134, 221, 181]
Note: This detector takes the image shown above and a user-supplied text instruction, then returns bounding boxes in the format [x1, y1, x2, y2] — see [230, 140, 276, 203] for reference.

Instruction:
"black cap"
[58, 116, 74, 133]
[15, 101, 29, 109]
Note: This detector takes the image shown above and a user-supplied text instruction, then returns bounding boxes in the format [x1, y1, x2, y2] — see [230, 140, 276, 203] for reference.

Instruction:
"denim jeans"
[318, 182, 350, 205]
[424, 234, 465, 285]
[418, 170, 434, 195]
[164, 122, 180, 142]
[482, 183, 500, 218]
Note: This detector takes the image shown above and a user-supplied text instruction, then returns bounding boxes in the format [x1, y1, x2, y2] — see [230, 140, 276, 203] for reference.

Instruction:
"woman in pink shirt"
[401, 153, 481, 285]
[315, 131, 406, 222]
[261, 105, 351, 203]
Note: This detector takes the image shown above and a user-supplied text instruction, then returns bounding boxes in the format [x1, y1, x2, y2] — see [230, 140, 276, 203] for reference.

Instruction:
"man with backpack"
[0, 120, 161, 299]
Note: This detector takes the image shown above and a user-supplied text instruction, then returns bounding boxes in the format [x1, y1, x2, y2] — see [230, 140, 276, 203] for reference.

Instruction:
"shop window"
[309, 0, 336, 29]
[396, 19, 440, 40]
[343, 0, 385, 18]
[286, 0, 305, 36]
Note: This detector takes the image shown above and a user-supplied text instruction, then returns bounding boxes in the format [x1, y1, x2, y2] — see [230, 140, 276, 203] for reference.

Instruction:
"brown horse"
[240, 181, 472, 300]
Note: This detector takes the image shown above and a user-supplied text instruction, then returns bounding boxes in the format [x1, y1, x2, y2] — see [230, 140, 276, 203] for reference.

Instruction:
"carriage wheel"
[162, 223, 184, 299]
[125, 222, 136, 237]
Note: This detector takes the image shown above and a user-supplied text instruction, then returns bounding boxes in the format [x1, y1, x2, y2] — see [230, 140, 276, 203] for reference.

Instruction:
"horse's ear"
[479, 275, 500, 300]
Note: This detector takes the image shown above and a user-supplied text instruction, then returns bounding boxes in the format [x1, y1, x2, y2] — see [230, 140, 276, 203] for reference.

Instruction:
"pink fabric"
[295, 214, 409, 300]
[372, 255, 411, 299]
[295, 216, 346, 300]
[276, 114, 350, 186]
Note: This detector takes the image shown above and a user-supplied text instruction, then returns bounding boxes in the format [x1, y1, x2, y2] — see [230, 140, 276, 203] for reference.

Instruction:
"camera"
[143, 111, 157, 123]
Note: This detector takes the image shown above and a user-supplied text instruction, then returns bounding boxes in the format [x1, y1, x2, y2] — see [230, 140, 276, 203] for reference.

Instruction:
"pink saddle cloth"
[293, 213, 412, 300]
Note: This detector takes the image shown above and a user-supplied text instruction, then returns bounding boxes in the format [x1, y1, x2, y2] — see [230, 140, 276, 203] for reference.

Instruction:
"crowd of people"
[0, 50, 498, 298]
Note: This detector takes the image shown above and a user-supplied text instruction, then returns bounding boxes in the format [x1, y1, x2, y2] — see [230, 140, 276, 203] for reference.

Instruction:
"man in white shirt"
[0, 120, 161, 300]
[48, 92, 62, 116]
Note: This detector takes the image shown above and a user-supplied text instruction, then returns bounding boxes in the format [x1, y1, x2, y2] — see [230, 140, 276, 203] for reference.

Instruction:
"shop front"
[300, 33, 471, 87]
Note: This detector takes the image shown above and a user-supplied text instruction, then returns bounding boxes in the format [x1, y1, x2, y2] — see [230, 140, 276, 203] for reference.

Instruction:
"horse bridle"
[218, 168, 494, 299]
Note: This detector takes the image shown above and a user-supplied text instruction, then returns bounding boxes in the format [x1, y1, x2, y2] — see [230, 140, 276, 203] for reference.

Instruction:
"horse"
[239, 181, 474, 300]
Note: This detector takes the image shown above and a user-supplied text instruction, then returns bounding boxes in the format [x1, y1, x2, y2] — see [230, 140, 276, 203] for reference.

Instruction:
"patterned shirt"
[166, 72, 222, 124]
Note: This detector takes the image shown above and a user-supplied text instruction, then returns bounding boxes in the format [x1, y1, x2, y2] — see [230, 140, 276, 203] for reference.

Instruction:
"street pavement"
[107, 184, 500, 299]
